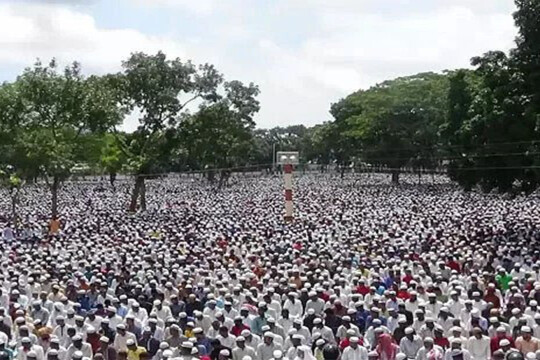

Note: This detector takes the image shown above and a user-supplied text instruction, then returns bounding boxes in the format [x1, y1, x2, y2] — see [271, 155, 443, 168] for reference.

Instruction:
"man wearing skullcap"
[467, 328, 490, 360]
[312, 318, 335, 345]
[242, 330, 261, 351]
[448, 328, 469, 350]
[491, 327, 515, 354]
[113, 324, 138, 353]
[47, 337, 67, 360]
[444, 339, 471, 360]
[341, 337, 368, 360]
[305, 293, 325, 317]
[32, 302, 50, 326]
[399, 328, 422, 359]
[257, 333, 282, 360]
[415, 337, 443, 360]
[126, 339, 146, 360]
[18, 336, 45, 360]
[516, 327, 540, 355]
[281, 294, 302, 321]
[66, 334, 92, 360]
[232, 336, 256, 360]
[217, 326, 237, 349]
[337, 317, 360, 342]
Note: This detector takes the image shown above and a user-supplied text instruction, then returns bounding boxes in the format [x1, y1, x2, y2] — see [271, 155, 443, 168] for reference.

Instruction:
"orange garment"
[49, 219, 60, 234]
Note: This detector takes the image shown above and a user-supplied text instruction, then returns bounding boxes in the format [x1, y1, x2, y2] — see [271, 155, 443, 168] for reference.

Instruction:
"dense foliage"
[320, 0, 540, 189]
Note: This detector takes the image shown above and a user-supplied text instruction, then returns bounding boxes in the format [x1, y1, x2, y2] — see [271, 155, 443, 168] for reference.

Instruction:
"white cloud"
[130, 0, 215, 15]
[0, 2, 191, 131]
[252, 1, 517, 127]
[0, 0, 519, 130]
[0, 3, 186, 74]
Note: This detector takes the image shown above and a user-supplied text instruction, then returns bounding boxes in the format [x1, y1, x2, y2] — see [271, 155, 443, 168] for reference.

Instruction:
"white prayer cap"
[182, 342, 194, 349]
[162, 350, 173, 358]
[396, 354, 407, 360]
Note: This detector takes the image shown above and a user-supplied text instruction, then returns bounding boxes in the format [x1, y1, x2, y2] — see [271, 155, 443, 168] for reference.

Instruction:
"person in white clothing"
[283, 293, 303, 319]
[444, 339, 471, 360]
[65, 335, 93, 359]
[217, 326, 237, 349]
[416, 337, 444, 360]
[232, 336, 256, 360]
[113, 324, 137, 352]
[400, 328, 423, 359]
[18, 338, 45, 360]
[467, 328, 490, 360]
[341, 337, 368, 360]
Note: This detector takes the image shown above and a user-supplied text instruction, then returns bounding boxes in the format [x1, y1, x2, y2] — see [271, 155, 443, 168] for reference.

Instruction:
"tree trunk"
[109, 172, 117, 187]
[129, 176, 143, 212]
[51, 176, 60, 219]
[140, 178, 146, 211]
[218, 172, 225, 190]
[391, 170, 400, 184]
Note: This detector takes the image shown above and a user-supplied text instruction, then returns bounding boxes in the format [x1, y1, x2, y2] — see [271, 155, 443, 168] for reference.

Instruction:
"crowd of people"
[0, 174, 539, 360]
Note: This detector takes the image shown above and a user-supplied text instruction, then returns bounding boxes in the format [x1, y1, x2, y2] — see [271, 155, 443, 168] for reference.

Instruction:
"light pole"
[276, 151, 299, 222]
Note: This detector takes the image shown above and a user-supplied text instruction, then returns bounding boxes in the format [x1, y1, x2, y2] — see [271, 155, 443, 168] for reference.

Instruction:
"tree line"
[0, 0, 539, 220]
[308, 0, 540, 191]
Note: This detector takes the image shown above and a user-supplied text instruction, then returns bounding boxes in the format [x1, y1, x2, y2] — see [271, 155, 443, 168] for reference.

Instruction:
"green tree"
[0, 166, 23, 223]
[179, 81, 260, 186]
[331, 72, 450, 183]
[100, 133, 126, 187]
[117, 52, 223, 211]
[328, 96, 362, 177]
[442, 70, 476, 189]
[447, 52, 538, 192]
[513, 0, 540, 114]
[13, 60, 123, 218]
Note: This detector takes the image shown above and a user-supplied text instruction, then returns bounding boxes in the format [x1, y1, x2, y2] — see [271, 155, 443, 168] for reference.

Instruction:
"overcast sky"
[0, 0, 518, 131]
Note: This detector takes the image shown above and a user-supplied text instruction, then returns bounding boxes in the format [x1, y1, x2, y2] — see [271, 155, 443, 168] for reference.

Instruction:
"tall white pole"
[284, 163, 293, 221]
